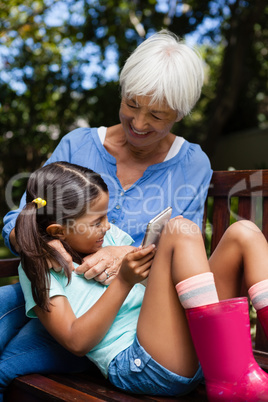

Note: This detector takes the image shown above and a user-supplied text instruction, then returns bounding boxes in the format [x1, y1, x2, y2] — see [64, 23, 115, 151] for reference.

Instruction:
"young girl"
[9, 161, 268, 400]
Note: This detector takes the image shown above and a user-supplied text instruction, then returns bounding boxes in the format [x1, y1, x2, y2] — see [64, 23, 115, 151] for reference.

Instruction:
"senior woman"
[1, 30, 212, 384]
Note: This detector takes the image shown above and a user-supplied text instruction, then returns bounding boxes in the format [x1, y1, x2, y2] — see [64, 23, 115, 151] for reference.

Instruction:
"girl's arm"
[34, 245, 155, 356]
[34, 275, 132, 356]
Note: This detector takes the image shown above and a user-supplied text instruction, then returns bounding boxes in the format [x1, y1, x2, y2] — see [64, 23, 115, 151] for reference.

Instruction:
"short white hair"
[119, 30, 204, 118]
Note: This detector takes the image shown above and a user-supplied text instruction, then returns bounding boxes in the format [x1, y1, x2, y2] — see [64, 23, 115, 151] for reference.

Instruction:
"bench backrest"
[204, 169, 268, 252]
[1, 169, 268, 351]
[204, 169, 268, 352]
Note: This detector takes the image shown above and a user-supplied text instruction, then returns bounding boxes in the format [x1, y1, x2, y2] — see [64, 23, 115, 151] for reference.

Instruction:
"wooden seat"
[1, 169, 268, 401]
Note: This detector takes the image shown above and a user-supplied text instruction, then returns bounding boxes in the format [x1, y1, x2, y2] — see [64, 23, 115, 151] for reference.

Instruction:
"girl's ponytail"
[15, 201, 73, 311]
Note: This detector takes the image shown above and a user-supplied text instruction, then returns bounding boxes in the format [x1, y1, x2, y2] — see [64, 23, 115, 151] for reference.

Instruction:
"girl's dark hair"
[15, 162, 108, 311]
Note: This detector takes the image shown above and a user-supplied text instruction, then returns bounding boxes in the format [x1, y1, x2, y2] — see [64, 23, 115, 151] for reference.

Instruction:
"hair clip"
[32, 197, 47, 209]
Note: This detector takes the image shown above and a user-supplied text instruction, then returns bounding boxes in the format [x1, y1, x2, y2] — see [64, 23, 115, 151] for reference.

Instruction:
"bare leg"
[209, 220, 268, 300]
[137, 217, 211, 378]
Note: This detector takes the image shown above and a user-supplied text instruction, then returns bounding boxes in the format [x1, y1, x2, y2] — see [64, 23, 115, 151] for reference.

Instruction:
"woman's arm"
[46, 237, 134, 282]
[75, 245, 135, 284]
[34, 245, 155, 356]
[9, 228, 19, 253]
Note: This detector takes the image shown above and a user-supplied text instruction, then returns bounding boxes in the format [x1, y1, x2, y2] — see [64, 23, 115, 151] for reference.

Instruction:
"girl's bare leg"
[209, 220, 268, 300]
[137, 217, 211, 378]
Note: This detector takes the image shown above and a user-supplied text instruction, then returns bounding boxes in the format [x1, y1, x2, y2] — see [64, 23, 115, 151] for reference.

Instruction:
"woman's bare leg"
[137, 217, 212, 378]
[209, 220, 268, 300]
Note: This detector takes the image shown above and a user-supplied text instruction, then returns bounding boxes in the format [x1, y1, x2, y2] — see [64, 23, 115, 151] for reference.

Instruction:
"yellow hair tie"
[32, 198, 47, 208]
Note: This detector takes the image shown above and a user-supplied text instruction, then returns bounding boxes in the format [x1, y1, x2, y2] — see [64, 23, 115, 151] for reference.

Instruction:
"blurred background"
[0, 0, 267, 258]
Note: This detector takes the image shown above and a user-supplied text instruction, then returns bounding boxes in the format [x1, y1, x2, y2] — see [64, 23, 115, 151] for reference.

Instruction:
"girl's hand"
[118, 244, 156, 286]
[75, 245, 135, 285]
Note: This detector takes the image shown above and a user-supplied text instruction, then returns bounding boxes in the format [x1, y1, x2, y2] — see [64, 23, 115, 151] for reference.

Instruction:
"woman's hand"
[75, 245, 135, 285]
[118, 244, 156, 286]
[47, 239, 75, 272]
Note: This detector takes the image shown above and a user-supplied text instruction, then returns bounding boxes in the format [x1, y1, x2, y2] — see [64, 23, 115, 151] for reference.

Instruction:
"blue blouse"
[3, 127, 212, 250]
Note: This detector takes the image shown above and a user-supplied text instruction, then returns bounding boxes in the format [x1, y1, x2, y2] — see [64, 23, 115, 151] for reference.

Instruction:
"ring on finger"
[104, 269, 110, 279]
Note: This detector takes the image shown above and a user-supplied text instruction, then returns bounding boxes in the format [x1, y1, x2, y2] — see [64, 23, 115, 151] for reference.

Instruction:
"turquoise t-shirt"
[18, 224, 145, 377]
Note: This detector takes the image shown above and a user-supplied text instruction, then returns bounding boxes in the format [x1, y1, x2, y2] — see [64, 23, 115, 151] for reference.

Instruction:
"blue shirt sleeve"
[179, 143, 212, 228]
[2, 192, 27, 254]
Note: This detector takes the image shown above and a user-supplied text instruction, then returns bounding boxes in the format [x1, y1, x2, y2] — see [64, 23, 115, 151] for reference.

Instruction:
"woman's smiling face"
[119, 95, 179, 148]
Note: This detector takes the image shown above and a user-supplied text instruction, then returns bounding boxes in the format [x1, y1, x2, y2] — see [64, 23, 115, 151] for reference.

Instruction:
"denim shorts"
[108, 336, 203, 396]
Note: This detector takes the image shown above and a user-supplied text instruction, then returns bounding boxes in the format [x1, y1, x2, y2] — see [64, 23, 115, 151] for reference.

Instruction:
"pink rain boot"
[257, 305, 268, 340]
[186, 297, 268, 401]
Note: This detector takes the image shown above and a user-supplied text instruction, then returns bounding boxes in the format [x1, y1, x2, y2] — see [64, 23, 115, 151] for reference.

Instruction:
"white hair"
[119, 30, 204, 118]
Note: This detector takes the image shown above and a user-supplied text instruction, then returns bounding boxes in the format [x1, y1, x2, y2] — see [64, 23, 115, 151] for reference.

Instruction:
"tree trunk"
[203, 0, 267, 158]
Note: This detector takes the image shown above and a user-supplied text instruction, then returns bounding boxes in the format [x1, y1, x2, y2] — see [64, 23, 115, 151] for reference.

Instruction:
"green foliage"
[0, 0, 267, 255]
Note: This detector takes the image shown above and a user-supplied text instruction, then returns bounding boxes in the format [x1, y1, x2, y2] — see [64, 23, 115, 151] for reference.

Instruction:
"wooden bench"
[1, 169, 268, 401]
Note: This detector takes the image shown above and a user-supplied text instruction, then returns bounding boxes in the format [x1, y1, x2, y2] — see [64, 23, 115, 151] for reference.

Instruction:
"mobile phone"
[141, 207, 172, 247]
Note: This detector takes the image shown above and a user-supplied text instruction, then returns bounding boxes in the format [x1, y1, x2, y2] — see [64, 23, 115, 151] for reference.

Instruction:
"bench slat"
[262, 197, 268, 240]
[48, 372, 147, 402]
[45, 372, 208, 402]
[210, 196, 230, 253]
[237, 197, 253, 221]
[6, 374, 104, 401]
[209, 170, 268, 197]
[254, 350, 268, 372]
[0, 258, 19, 278]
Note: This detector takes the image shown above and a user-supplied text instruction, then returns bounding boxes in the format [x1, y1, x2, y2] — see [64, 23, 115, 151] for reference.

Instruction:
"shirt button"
[115, 205, 120, 209]
[134, 358, 141, 367]
[120, 191, 124, 196]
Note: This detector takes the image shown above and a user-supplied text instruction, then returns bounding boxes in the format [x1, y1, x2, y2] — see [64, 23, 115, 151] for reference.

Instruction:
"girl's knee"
[226, 220, 262, 244]
[164, 217, 202, 242]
